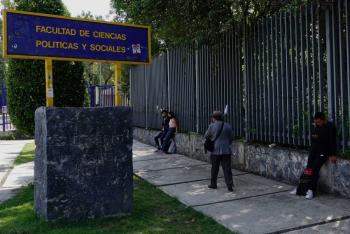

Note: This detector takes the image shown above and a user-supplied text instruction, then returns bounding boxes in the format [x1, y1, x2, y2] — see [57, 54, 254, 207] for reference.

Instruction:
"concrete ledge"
[133, 127, 350, 199]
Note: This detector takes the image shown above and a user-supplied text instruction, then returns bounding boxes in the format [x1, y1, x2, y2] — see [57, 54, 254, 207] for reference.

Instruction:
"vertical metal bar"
[144, 64, 148, 129]
[266, 17, 273, 141]
[346, 0, 350, 148]
[244, 25, 249, 141]
[300, 7, 307, 146]
[284, 12, 292, 144]
[270, 16, 277, 142]
[195, 47, 199, 133]
[318, 4, 325, 112]
[275, 14, 282, 143]
[254, 23, 258, 140]
[258, 21, 263, 141]
[338, 0, 346, 151]
[256, 22, 262, 140]
[290, 10, 296, 144]
[262, 20, 266, 141]
[296, 8, 303, 145]
[326, 7, 335, 124]
[233, 32, 237, 136]
[166, 50, 171, 110]
[45, 59, 54, 107]
[312, 4, 318, 114]
[280, 12, 286, 144]
[331, 2, 339, 129]
[306, 6, 312, 145]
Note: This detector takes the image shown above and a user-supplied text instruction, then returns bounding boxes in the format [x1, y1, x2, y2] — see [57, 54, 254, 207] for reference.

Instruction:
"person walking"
[205, 111, 234, 192]
[154, 110, 170, 151]
[291, 112, 337, 199]
[161, 111, 178, 154]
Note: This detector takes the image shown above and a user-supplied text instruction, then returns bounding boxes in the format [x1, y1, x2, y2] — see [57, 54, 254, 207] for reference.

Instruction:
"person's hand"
[329, 155, 337, 164]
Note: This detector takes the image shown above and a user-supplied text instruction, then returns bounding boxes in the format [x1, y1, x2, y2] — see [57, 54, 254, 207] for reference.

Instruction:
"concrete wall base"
[134, 127, 350, 199]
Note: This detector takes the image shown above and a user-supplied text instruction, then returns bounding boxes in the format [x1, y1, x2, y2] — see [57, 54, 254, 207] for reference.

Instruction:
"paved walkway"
[0, 162, 34, 202]
[133, 140, 350, 234]
[0, 140, 33, 186]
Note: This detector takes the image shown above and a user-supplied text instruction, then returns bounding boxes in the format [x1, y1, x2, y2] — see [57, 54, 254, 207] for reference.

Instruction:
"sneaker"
[305, 190, 314, 199]
[289, 188, 297, 195]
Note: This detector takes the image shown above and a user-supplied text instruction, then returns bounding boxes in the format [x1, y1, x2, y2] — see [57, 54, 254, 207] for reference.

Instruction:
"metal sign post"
[45, 59, 54, 107]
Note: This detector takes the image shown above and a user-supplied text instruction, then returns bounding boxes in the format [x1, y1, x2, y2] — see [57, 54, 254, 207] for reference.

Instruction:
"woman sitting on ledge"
[161, 111, 178, 154]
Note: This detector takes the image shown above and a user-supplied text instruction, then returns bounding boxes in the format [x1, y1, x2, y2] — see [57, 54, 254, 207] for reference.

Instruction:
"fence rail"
[130, 1, 350, 151]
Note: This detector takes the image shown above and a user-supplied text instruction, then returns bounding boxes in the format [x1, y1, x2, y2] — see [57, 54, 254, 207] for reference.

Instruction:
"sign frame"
[2, 9, 152, 65]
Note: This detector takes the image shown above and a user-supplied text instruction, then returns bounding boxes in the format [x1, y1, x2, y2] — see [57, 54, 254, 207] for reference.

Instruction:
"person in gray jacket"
[205, 111, 234, 192]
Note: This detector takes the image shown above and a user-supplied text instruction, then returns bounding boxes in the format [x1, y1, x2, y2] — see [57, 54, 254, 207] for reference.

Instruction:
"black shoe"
[208, 185, 217, 189]
[227, 187, 233, 192]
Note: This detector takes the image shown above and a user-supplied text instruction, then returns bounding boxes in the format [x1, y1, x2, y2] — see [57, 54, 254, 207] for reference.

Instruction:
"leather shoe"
[208, 185, 217, 189]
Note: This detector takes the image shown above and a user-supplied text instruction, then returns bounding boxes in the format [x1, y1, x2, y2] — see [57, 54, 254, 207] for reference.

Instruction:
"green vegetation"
[112, 0, 309, 54]
[5, 0, 85, 135]
[0, 178, 231, 234]
[14, 143, 35, 166]
[0, 131, 33, 140]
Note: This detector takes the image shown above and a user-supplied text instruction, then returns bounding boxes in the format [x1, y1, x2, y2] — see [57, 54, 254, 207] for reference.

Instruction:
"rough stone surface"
[35, 107, 133, 221]
[133, 127, 350, 199]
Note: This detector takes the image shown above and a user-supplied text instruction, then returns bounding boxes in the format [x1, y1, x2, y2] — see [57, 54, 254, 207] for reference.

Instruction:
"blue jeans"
[161, 128, 176, 152]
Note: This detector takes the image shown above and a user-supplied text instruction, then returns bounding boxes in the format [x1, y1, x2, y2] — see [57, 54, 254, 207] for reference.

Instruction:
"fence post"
[325, 5, 335, 122]
[166, 50, 171, 111]
[195, 48, 199, 133]
[144, 64, 148, 129]
[243, 24, 249, 142]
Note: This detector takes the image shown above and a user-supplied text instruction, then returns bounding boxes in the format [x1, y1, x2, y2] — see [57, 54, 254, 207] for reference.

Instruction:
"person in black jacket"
[291, 112, 337, 199]
[154, 110, 170, 151]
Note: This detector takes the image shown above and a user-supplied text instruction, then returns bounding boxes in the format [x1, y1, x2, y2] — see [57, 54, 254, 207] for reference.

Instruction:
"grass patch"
[13, 143, 35, 166]
[0, 177, 232, 234]
[0, 131, 33, 140]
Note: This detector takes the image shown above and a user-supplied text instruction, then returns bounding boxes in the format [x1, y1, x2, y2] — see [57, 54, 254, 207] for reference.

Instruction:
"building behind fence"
[0, 82, 14, 132]
[130, 1, 350, 151]
[88, 85, 129, 107]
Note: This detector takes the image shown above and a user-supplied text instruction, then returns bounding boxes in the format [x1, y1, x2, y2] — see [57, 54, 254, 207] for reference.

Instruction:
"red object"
[304, 168, 313, 176]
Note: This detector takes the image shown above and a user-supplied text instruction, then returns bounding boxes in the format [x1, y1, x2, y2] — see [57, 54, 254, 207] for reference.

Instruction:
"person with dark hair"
[154, 109, 170, 151]
[161, 111, 178, 153]
[291, 112, 337, 199]
[205, 111, 234, 192]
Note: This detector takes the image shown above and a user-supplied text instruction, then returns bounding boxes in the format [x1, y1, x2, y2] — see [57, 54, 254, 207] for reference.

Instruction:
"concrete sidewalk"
[0, 140, 34, 186]
[133, 140, 350, 234]
[0, 162, 34, 202]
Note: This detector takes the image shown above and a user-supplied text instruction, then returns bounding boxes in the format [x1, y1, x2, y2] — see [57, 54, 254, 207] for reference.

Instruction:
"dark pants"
[210, 154, 233, 188]
[154, 131, 166, 149]
[161, 128, 176, 152]
[307, 152, 328, 192]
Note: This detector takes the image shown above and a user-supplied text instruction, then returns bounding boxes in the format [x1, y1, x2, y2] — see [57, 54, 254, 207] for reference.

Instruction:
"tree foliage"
[112, 0, 308, 54]
[5, 0, 85, 135]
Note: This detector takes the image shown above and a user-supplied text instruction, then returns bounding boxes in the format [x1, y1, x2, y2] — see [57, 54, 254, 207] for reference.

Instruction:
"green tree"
[5, 0, 85, 135]
[112, 0, 309, 54]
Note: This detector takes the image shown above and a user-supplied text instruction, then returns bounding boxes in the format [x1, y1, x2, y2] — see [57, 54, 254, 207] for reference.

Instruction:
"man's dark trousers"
[307, 152, 328, 192]
[210, 154, 233, 188]
[154, 131, 165, 149]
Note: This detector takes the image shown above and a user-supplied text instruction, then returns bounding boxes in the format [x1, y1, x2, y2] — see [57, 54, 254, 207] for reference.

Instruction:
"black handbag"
[296, 168, 313, 196]
[204, 122, 225, 153]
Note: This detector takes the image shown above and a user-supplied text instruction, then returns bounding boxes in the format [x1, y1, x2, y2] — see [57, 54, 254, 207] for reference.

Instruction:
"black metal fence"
[130, 1, 350, 151]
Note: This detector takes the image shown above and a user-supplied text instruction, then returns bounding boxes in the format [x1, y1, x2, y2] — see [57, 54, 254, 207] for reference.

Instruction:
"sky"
[62, 0, 114, 19]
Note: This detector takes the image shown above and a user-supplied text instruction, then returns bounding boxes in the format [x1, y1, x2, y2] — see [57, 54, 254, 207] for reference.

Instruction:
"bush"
[5, 0, 85, 135]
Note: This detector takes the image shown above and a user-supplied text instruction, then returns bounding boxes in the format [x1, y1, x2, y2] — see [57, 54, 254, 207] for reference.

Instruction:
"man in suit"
[205, 111, 234, 192]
